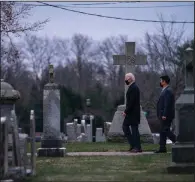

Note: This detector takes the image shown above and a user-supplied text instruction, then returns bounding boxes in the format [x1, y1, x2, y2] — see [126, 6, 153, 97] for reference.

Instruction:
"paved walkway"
[67, 151, 154, 156]
[27, 151, 169, 157]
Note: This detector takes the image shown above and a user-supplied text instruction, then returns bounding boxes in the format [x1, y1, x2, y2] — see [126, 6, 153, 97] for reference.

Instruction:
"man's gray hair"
[125, 73, 135, 82]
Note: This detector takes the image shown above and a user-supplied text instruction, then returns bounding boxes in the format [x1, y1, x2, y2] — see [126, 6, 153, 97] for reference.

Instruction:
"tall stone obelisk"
[38, 65, 66, 157]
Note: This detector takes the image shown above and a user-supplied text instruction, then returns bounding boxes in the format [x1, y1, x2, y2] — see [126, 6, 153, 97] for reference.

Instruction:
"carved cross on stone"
[49, 64, 54, 83]
[113, 42, 147, 104]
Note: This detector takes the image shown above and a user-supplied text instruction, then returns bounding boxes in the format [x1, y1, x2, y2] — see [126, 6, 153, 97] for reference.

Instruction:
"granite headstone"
[167, 48, 195, 174]
[96, 128, 106, 142]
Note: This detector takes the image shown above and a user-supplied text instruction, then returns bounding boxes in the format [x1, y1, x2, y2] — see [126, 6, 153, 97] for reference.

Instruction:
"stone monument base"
[167, 143, 195, 174]
[107, 134, 153, 143]
[41, 139, 63, 148]
[37, 148, 66, 157]
[107, 134, 127, 143]
[167, 163, 195, 174]
[140, 134, 154, 144]
[107, 105, 153, 143]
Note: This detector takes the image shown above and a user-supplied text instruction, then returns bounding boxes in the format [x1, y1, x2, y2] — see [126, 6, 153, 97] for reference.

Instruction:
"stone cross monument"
[167, 47, 195, 173]
[38, 64, 66, 157]
[112, 42, 147, 104]
[107, 42, 153, 143]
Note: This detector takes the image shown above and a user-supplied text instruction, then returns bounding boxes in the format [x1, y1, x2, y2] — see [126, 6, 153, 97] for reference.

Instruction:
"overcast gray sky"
[21, 1, 194, 41]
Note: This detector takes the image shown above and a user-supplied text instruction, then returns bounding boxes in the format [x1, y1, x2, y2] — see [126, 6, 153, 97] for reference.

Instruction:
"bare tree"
[1, 2, 48, 80]
[2, 57, 34, 107]
[98, 35, 128, 100]
[54, 64, 76, 88]
[20, 35, 57, 89]
[1, 2, 48, 37]
[54, 38, 70, 65]
[144, 15, 186, 98]
[70, 33, 95, 94]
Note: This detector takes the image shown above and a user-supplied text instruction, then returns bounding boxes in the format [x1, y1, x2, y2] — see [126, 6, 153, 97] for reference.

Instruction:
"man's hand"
[162, 116, 166, 120]
[122, 112, 126, 117]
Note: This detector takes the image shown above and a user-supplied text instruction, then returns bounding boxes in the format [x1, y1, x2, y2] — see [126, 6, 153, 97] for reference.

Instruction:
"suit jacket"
[157, 86, 175, 121]
[124, 82, 140, 125]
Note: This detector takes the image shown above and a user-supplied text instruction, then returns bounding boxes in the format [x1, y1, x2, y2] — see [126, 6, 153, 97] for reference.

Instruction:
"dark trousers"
[159, 119, 176, 150]
[122, 120, 141, 150]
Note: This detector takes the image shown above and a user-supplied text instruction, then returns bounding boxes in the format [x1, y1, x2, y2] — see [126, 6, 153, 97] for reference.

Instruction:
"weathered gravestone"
[73, 118, 78, 134]
[86, 124, 92, 142]
[66, 119, 79, 142]
[0, 79, 34, 180]
[77, 120, 87, 142]
[38, 65, 66, 157]
[167, 47, 195, 174]
[77, 124, 81, 137]
[104, 122, 111, 138]
[82, 114, 94, 142]
[96, 128, 106, 142]
[107, 42, 153, 143]
[29, 110, 36, 176]
[18, 133, 28, 170]
[139, 107, 154, 143]
[0, 79, 21, 178]
[0, 79, 20, 131]
[66, 122, 77, 142]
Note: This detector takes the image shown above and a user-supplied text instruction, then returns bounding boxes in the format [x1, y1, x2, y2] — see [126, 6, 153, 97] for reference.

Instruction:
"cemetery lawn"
[27, 154, 193, 182]
[29, 142, 172, 152]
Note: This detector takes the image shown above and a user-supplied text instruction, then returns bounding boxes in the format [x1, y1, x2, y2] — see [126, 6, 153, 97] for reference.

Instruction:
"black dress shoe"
[154, 149, 167, 153]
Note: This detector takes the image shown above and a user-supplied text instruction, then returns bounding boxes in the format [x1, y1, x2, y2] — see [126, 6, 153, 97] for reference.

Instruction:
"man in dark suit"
[155, 75, 176, 153]
[122, 73, 142, 153]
